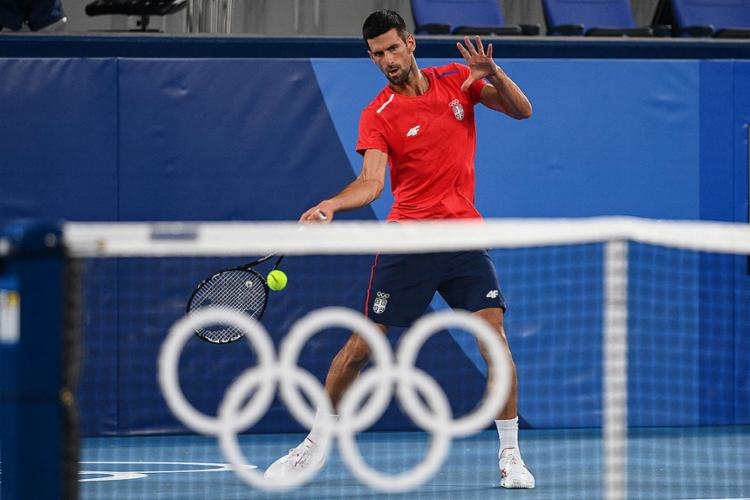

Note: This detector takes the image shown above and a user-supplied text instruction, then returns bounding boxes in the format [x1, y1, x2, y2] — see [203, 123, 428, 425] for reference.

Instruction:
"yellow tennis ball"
[267, 270, 287, 291]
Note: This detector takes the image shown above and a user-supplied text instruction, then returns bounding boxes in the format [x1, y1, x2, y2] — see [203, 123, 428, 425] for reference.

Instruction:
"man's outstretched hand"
[457, 35, 499, 92]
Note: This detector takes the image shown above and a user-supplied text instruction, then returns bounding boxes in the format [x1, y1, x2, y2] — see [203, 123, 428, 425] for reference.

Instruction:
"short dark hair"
[362, 10, 409, 47]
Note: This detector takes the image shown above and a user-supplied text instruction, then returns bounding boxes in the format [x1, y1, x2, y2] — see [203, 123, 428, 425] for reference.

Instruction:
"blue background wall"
[0, 56, 748, 435]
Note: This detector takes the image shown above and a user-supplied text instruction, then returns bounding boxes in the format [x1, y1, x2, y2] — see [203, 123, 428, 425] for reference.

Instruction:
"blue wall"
[1, 58, 738, 223]
[0, 56, 747, 435]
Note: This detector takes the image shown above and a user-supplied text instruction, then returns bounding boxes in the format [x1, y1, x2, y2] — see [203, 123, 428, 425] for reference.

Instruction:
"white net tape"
[63, 216, 750, 257]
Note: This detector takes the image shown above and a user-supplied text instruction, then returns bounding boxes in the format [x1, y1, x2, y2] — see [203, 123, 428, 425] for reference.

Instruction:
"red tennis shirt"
[356, 62, 487, 221]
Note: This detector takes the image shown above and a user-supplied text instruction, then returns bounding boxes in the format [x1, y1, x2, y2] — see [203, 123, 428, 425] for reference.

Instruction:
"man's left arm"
[480, 67, 532, 119]
[457, 35, 532, 120]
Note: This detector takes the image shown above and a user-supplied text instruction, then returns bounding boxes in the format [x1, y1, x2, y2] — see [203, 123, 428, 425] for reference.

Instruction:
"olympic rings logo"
[158, 307, 511, 493]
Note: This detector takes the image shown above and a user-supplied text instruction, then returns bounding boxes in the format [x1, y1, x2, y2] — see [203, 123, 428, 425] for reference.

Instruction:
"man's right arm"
[299, 149, 388, 223]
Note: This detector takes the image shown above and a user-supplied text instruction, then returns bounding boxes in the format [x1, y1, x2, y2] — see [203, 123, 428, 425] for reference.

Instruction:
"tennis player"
[265, 9, 534, 489]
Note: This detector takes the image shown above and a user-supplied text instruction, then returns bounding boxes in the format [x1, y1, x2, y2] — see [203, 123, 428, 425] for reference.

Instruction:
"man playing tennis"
[265, 9, 534, 489]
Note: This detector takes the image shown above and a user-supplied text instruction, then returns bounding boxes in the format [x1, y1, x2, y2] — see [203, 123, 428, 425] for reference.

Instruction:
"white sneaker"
[499, 447, 535, 489]
[263, 437, 326, 480]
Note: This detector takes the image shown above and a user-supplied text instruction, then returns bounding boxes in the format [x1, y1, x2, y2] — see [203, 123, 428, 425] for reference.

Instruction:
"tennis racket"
[186, 254, 284, 343]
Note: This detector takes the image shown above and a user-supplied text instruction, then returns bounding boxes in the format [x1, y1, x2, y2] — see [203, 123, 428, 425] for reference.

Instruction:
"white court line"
[79, 461, 256, 482]
[79, 471, 147, 482]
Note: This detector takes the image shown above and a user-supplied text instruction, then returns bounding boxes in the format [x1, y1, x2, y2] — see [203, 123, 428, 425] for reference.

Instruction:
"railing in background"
[186, 0, 233, 33]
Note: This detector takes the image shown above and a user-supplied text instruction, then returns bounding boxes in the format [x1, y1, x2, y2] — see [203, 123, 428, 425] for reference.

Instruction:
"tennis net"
[1, 217, 749, 499]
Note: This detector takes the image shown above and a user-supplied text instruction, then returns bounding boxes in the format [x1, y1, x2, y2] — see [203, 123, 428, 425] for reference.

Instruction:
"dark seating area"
[411, 0, 540, 36]
[5, 0, 750, 39]
[653, 0, 750, 39]
[410, 0, 750, 39]
[541, 0, 661, 37]
[85, 0, 186, 31]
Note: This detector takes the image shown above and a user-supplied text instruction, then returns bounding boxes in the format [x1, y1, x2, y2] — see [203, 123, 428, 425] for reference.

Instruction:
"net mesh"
[51, 219, 750, 498]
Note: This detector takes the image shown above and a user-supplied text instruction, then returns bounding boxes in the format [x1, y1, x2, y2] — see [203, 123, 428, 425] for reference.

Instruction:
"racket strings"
[188, 269, 267, 343]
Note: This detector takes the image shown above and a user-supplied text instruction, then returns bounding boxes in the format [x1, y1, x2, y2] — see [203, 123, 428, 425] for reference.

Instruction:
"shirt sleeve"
[355, 108, 389, 156]
[455, 63, 486, 106]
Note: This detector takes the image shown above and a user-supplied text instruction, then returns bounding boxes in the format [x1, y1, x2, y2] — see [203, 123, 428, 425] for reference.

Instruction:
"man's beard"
[385, 60, 413, 85]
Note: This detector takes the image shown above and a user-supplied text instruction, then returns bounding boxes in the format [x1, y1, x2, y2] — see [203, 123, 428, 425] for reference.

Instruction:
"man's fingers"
[463, 36, 478, 56]
[456, 42, 471, 60]
[300, 206, 332, 223]
[475, 35, 485, 56]
[487, 43, 493, 59]
[299, 207, 318, 222]
[314, 209, 332, 223]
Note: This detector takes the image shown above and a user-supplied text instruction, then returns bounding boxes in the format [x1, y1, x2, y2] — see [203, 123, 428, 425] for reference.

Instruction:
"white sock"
[495, 417, 519, 456]
[307, 410, 338, 445]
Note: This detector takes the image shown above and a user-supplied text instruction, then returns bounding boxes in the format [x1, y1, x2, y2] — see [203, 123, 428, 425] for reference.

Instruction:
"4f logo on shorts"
[373, 291, 390, 314]
[449, 99, 464, 121]
[486, 290, 499, 299]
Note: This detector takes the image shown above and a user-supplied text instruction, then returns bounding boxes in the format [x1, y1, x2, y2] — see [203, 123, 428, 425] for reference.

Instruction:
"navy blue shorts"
[364, 250, 506, 327]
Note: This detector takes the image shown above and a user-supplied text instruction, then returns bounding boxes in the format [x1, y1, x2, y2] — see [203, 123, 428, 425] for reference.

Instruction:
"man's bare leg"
[264, 323, 389, 479]
[473, 307, 517, 419]
[324, 323, 389, 407]
[473, 307, 534, 488]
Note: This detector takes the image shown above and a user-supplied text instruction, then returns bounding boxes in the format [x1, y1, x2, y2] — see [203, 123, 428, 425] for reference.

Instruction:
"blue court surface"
[79, 426, 750, 499]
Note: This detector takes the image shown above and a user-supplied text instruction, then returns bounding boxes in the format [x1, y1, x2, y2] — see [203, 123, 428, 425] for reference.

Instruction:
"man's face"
[367, 28, 416, 85]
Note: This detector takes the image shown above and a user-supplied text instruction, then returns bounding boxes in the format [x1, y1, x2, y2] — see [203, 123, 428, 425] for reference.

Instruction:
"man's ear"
[406, 34, 416, 53]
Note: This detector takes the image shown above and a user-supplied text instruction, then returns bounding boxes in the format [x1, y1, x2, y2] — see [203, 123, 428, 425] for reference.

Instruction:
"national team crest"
[449, 99, 464, 121]
[373, 291, 390, 314]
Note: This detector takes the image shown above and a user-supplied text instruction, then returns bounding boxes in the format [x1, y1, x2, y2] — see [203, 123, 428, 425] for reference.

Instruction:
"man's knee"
[474, 307, 506, 337]
[472, 307, 512, 362]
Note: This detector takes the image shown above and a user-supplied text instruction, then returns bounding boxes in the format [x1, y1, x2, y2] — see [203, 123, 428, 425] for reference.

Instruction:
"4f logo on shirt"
[449, 99, 464, 121]
[373, 291, 390, 314]
[486, 290, 499, 299]
[406, 125, 421, 137]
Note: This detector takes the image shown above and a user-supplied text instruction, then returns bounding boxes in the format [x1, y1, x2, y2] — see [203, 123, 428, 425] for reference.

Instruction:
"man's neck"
[389, 60, 429, 97]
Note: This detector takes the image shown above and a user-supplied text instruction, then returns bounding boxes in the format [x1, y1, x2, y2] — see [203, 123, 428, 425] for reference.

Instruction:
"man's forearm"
[325, 177, 384, 213]
[485, 68, 532, 119]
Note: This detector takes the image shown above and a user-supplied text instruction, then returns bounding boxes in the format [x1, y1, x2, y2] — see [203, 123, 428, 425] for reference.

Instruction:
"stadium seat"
[658, 0, 750, 38]
[542, 0, 656, 36]
[85, 0, 187, 31]
[411, 0, 540, 36]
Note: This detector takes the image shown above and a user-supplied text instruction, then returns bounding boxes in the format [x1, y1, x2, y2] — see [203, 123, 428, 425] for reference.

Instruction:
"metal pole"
[224, 0, 233, 33]
[603, 240, 628, 500]
[197, 0, 210, 32]
[294, 0, 300, 33]
[186, 0, 196, 32]
[209, 0, 218, 33]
